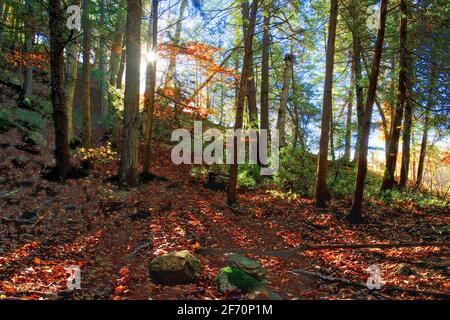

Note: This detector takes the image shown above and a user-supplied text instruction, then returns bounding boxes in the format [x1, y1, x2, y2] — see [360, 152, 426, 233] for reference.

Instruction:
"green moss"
[219, 267, 261, 292]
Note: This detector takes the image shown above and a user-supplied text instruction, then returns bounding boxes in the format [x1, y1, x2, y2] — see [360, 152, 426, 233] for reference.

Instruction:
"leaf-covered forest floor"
[0, 127, 449, 300]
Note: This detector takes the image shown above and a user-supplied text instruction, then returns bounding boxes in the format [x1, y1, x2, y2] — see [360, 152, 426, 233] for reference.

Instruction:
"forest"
[0, 0, 449, 302]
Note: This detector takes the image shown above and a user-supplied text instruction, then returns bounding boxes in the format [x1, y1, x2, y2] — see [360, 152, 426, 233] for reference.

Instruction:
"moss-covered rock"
[214, 266, 261, 293]
[228, 253, 267, 280]
[149, 250, 203, 285]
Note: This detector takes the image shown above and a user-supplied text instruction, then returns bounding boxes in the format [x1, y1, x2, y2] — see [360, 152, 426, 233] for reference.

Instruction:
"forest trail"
[0, 129, 449, 300]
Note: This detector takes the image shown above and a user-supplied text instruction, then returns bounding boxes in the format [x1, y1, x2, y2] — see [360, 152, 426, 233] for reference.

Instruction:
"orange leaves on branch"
[5, 50, 49, 70]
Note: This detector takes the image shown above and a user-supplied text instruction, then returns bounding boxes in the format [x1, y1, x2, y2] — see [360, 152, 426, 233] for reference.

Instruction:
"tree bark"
[314, 0, 338, 208]
[82, 0, 91, 147]
[227, 0, 259, 206]
[344, 62, 354, 161]
[65, 30, 78, 145]
[116, 35, 126, 89]
[98, 0, 107, 115]
[415, 64, 436, 188]
[277, 54, 294, 147]
[119, 0, 142, 187]
[164, 0, 187, 89]
[260, 0, 270, 137]
[109, 13, 125, 86]
[48, 0, 72, 178]
[142, 0, 159, 175]
[399, 96, 413, 188]
[381, 0, 408, 192]
[351, 5, 364, 163]
[347, 0, 388, 223]
[23, 0, 34, 98]
[0, 1, 4, 47]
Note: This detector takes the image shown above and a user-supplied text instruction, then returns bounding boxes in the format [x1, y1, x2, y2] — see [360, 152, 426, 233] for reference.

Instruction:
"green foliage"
[15, 108, 45, 131]
[0, 108, 14, 132]
[237, 164, 260, 190]
[273, 146, 317, 197]
[30, 96, 52, 118]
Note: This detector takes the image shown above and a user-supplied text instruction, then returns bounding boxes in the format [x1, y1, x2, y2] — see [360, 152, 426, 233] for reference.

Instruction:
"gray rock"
[149, 250, 203, 285]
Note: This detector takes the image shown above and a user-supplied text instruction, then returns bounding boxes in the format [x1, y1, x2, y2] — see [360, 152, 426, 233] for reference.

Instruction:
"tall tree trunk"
[116, 35, 126, 89]
[399, 97, 413, 188]
[82, 0, 91, 147]
[98, 0, 107, 115]
[119, 0, 141, 187]
[351, 6, 364, 163]
[381, 0, 408, 192]
[109, 14, 125, 86]
[399, 31, 413, 190]
[0, 1, 4, 47]
[142, 0, 159, 175]
[276, 54, 294, 147]
[164, 0, 187, 89]
[109, 13, 125, 150]
[23, 0, 33, 98]
[65, 30, 78, 145]
[415, 64, 436, 188]
[344, 63, 354, 161]
[347, 0, 388, 223]
[260, 0, 270, 137]
[314, 0, 338, 208]
[241, 1, 258, 129]
[227, 0, 259, 206]
[48, 0, 72, 178]
[330, 108, 335, 161]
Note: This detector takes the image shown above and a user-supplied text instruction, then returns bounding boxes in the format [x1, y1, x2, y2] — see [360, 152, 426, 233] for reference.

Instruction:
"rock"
[214, 266, 261, 293]
[149, 250, 203, 285]
[228, 253, 267, 280]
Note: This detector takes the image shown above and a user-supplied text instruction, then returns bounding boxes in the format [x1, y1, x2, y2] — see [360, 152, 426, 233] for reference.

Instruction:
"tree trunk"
[344, 62, 354, 161]
[0, 1, 4, 47]
[260, 0, 270, 137]
[227, 0, 259, 206]
[119, 0, 142, 187]
[116, 35, 126, 89]
[277, 54, 294, 147]
[399, 95, 413, 188]
[164, 0, 187, 89]
[142, 0, 159, 175]
[48, 0, 72, 178]
[109, 14, 125, 86]
[23, 0, 34, 98]
[381, 0, 408, 192]
[98, 0, 107, 115]
[314, 0, 338, 208]
[82, 0, 91, 147]
[415, 64, 436, 188]
[109, 13, 125, 150]
[347, 0, 388, 223]
[351, 6, 364, 163]
[66, 30, 78, 145]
